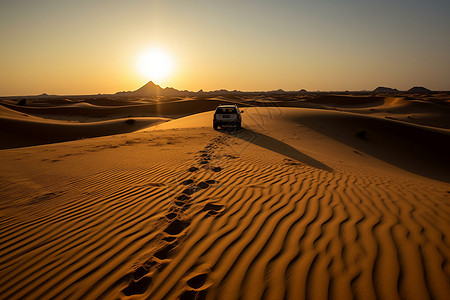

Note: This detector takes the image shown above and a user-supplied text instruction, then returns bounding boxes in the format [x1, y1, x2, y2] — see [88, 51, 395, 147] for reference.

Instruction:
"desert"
[1, 85, 449, 299]
[3, 0, 450, 298]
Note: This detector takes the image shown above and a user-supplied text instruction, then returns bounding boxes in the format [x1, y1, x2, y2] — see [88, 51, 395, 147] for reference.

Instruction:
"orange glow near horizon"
[1, 1, 449, 96]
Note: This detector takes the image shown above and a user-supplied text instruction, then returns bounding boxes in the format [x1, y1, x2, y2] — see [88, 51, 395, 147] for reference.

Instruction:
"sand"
[1, 93, 449, 299]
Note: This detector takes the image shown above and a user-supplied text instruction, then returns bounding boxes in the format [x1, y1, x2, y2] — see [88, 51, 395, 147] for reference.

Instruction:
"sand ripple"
[1, 127, 449, 299]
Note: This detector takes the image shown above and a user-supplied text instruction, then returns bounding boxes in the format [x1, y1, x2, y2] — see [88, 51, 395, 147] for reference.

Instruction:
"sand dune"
[0, 98, 238, 120]
[1, 94, 449, 299]
[151, 106, 450, 181]
[282, 108, 450, 182]
[0, 108, 168, 149]
[305, 95, 385, 108]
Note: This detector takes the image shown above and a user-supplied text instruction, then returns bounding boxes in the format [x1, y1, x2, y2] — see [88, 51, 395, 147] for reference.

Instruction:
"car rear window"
[216, 107, 237, 114]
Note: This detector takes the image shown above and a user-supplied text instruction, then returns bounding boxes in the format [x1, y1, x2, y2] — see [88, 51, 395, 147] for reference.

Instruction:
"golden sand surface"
[1, 94, 449, 299]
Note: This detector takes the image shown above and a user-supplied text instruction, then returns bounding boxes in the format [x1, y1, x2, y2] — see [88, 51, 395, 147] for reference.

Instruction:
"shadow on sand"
[222, 128, 332, 172]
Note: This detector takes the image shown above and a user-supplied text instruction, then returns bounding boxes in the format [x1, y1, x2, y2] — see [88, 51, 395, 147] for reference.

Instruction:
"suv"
[213, 104, 243, 130]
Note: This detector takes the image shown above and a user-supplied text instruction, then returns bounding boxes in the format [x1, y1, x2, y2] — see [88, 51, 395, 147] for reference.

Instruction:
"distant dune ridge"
[1, 88, 449, 299]
[115, 81, 436, 97]
[121, 81, 190, 97]
[372, 86, 399, 93]
[406, 86, 432, 93]
[8, 81, 437, 98]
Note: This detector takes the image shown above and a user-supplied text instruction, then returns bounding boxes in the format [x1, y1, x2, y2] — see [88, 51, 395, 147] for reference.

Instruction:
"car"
[213, 104, 243, 130]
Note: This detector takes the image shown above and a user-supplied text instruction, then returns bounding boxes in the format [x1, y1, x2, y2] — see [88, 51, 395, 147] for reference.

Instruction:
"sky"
[1, 0, 449, 96]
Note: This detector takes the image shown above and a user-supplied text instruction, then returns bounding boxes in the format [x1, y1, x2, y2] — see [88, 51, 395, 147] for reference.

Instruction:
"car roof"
[217, 104, 237, 108]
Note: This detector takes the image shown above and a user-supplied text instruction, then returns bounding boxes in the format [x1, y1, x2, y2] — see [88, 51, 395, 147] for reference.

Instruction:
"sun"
[136, 48, 174, 82]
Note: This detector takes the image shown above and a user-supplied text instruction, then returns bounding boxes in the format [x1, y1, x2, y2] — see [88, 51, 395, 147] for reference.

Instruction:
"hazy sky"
[1, 0, 449, 95]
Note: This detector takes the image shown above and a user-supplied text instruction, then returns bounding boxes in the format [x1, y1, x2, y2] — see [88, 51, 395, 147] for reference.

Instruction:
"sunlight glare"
[136, 48, 174, 82]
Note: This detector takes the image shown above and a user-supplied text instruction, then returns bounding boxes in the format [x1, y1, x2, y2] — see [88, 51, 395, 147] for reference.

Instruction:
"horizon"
[1, 81, 445, 98]
[1, 0, 449, 96]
